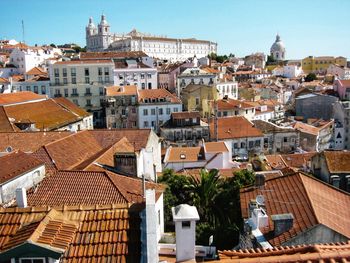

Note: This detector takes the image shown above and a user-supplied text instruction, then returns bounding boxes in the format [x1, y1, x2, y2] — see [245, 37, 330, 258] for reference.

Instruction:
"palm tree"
[186, 169, 223, 225]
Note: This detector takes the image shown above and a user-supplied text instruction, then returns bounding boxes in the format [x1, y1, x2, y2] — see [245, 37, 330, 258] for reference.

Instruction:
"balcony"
[54, 94, 62, 98]
[71, 93, 79, 97]
[84, 92, 92, 96]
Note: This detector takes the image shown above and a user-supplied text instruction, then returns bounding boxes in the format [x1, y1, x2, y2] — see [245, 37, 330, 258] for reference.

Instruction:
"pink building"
[334, 79, 350, 100]
[158, 61, 193, 93]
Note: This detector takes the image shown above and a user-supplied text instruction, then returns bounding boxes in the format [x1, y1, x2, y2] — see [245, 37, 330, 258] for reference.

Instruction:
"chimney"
[146, 189, 158, 262]
[255, 173, 266, 187]
[172, 204, 200, 262]
[271, 213, 294, 236]
[16, 188, 27, 208]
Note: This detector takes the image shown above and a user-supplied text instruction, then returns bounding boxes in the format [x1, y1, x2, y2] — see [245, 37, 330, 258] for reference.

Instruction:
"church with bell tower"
[86, 15, 113, 51]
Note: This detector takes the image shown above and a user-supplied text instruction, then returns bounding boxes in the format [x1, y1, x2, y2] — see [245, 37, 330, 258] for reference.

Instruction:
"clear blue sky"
[1, 0, 349, 59]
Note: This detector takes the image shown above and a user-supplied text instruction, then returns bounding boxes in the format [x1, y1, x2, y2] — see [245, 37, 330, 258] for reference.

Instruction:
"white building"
[327, 64, 350, 80]
[113, 59, 157, 89]
[137, 88, 182, 132]
[86, 15, 217, 62]
[9, 47, 61, 74]
[0, 150, 45, 205]
[216, 78, 238, 99]
[49, 59, 115, 127]
[177, 67, 217, 97]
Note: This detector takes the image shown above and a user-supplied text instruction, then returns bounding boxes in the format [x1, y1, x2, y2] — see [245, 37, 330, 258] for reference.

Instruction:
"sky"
[1, 0, 350, 59]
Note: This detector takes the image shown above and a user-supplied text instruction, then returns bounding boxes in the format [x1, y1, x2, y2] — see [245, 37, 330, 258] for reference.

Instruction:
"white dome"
[87, 17, 96, 28]
[270, 34, 285, 53]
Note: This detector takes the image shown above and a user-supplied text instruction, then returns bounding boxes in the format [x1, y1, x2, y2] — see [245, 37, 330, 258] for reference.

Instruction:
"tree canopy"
[159, 168, 255, 249]
[305, 72, 317, 82]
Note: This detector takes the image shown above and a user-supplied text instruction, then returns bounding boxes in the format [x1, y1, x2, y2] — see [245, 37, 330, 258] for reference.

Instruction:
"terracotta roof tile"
[0, 204, 142, 262]
[204, 141, 229, 152]
[0, 150, 44, 184]
[0, 106, 16, 132]
[0, 131, 72, 152]
[27, 169, 163, 206]
[138, 88, 181, 103]
[216, 99, 254, 110]
[171, 111, 200, 120]
[240, 172, 350, 246]
[25, 66, 46, 76]
[166, 146, 203, 163]
[219, 242, 350, 262]
[0, 91, 46, 106]
[106, 85, 137, 96]
[209, 116, 263, 140]
[3, 98, 91, 131]
[323, 150, 350, 173]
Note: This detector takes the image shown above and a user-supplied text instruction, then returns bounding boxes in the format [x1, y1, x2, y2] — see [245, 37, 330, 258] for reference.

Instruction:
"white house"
[0, 150, 45, 205]
[327, 64, 350, 80]
[163, 141, 239, 172]
[137, 88, 182, 132]
[216, 78, 238, 99]
[113, 59, 157, 89]
[10, 47, 61, 74]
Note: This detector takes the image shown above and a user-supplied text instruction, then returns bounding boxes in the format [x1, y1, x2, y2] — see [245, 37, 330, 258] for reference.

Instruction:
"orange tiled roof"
[106, 85, 137, 96]
[293, 120, 333, 136]
[0, 91, 46, 106]
[0, 77, 9, 83]
[264, 154, 287, 170]
[281, 152, 316, 169]
[209, 116, 263, 139]
[54, 59, 113, 65]
[0, 150, 44, 184]
[0, 106, 16, 132]
[216, 98, 254, 110]
[323, 150, 350, 173]
[138, 88, 181, 103]
[240, 172, 350, 246]
[0, 131, 73, 152]
[25, 66, 46, 76]
[204, 141, 228, 153]
[171, 111, 200, 120]
[338, 79, 350, 86]
[4, 98, 90, 131]
[0, 204, 142, 262]
[219, 242, 350, 262]
[166, 146, 203, 163]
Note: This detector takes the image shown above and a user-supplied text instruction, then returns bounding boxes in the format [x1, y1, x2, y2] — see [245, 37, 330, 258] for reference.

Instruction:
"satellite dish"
[5, 146, 13, 153]
[256, 195, 265, 206]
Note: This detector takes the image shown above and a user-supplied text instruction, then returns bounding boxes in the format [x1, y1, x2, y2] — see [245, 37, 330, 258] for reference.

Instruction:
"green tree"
[186, 169, 222, 225]
[305, 72, 317, 82]
[49, 43, 56, 48]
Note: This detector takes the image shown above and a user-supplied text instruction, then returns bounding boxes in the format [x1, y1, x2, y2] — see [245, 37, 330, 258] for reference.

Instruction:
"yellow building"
[302, 56, 347, 74]
[181, 84, 218, 118]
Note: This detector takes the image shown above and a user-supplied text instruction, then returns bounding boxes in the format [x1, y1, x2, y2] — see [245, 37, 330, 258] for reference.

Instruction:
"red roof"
[209, 116, 263, 139]
[0, 91, 46, 106]
[138, 88, 181, 103]
[240, 172, 350, 246]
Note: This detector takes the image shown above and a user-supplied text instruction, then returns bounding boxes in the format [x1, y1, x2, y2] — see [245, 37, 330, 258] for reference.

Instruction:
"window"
[159, 108, 163, 115]
[26, 86, 31, 91]
[33, 86, 38, 93]
[85, 87, 91, 95]
[104, 67, 109, 75]
[63, 78, 68, 85]
[54, 68, 59, 77]
[195, 97, 200, 106]
[72, 77, 76, 84]
[71, 67, 76, 76]
[147, 73, 152, 79]
[105, 76, 110, 83]
[122, 109, 126, 116]
[148, 82, 152, 89]
[55, 78, 59, 85]
[151, 108, 156, 115]
[166, 108, 171, 115]
[141, 83, 145, 89]
[72, 88, 78, 96]
[173, 107, 178, 113]
[98, 76, 103, 83]
[84, 68, 89, 76]
[62, 68, 67, 77]
[98, 67, 102, 76]
[99, 87, 104, 95]
[41, 86, 46, 94]
[143, 109, 148, 116]
[151, 121, 155, 127]
[85, 77, 90, 84]
[283, 137, 288, 143]
[20, 258, 45, 263]
[73, 99, 78, 105]
[144, 121, 149, 127]
[86, 99, 92, 106]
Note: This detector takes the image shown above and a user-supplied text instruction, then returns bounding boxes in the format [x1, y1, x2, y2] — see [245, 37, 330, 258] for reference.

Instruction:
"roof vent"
[5, 146, 13, 153]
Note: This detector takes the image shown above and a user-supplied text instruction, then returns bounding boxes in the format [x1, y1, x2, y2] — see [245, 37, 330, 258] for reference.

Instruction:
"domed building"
[270, 34, 286, 61]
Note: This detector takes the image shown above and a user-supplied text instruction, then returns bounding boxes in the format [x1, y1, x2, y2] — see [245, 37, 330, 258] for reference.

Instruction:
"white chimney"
[16, 188, 27, 208]
[172, 204, 200, 262]
[141, 189, 158, 263]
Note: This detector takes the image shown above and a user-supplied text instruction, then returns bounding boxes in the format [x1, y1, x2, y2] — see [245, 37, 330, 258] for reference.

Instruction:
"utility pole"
[22, 20, 25, 44]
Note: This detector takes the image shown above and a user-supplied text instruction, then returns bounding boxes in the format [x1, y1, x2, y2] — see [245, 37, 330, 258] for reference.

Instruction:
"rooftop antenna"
[22, 20, 25, 44]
